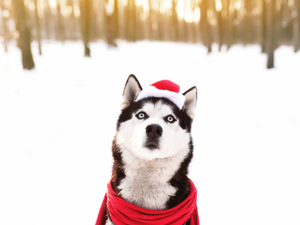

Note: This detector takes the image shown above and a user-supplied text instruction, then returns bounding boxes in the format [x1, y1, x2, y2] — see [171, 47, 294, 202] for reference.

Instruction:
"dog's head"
[115, 75, 197, 161]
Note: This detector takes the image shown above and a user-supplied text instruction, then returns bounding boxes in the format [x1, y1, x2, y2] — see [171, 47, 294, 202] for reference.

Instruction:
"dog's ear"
[121, 74, 143, 110]
[182, 86, 197, 119]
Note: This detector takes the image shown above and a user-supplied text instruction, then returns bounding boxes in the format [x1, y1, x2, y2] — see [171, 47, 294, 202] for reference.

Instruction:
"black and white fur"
[106, 75, 197, 224]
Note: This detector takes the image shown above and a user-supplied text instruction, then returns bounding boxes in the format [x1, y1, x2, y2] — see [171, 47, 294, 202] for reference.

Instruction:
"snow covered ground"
[0, 40, 300, 225]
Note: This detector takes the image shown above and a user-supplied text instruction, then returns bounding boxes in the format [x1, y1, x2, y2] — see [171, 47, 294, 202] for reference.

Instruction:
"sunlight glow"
[107, 0, 115, 14]
[139, 0, 149, 21]
[3, 9, 10, 18]
[65, 5, 73, 17]
[14, 0, 273, 31]
[194, 7, 201, 23]
[13, 30, 20, 40]
[49, 0, 56, 8]
[207, 9, 217, 26]
[135, 0, 142, 6]
[291, 10, 298, 18]
[28, 2, 35, 11]
[288, 0, 294, 7]
[176, 0, 185, 20]
[234, 1, 242, 10]
[160, 0, 172, 14]
[121, 0, 127, 7]
[37, 0, 44, 18]
[4, 0, 11, 8]
[143, 1, 149, 13]
[207, 8, 213, 20]
[135, 0, 147, 7]
[185, 7, 194, 23]
[252, 7, 260, 15]
[74, 3, 80, 17]
[40, 0, 209, 24]
[176, 0, 196, 23]
[109, 0, 115, 7]
[215, 0, 223, 12]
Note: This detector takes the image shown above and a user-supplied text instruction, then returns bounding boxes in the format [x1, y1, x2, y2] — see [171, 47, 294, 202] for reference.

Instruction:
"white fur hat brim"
[135, 86, 185, 109]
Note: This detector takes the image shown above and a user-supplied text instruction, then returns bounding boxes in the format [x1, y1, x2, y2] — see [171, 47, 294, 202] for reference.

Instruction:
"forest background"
[1, 1, 300, 225]
[0, 0, 300, 69]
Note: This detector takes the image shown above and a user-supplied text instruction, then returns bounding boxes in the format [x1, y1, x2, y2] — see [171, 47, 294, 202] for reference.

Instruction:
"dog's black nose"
[146, 124, 163, 138]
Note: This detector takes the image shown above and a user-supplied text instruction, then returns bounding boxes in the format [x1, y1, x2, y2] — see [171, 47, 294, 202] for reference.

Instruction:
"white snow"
[0, 40, 300, 225]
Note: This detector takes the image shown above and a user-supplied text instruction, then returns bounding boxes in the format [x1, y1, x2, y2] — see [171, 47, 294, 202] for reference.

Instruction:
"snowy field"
[0, 40, 300, 225]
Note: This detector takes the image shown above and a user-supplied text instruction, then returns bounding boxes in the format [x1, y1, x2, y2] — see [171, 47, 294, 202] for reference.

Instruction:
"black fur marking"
[117, 97, 193, 131]
[135, 111, 149, 120]
[117, 99, 145, 130]
[111, 139, 125, 194]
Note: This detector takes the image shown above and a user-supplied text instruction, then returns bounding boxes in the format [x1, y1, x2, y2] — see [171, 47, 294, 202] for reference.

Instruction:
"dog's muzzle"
[144, 124, 162, 150]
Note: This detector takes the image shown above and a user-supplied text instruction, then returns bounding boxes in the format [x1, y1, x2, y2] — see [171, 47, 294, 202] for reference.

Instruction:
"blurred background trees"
[0, 0, 299, 69]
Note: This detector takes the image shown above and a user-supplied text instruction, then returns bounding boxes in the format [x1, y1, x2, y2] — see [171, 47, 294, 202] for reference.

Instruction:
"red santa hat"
[135, 80, 185, 109]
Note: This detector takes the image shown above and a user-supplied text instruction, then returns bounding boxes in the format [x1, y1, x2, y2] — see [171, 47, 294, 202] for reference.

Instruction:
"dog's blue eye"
[166, 115, 176, 123]
[136, 112, 147, 120]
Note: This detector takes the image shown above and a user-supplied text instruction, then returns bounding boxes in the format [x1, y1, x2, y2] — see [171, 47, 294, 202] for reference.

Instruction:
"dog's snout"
[146, 124, 163, 138]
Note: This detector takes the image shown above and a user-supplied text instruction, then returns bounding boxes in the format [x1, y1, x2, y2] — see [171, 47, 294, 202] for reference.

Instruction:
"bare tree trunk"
[157, 1, 163, 41]
[241, 0, 255, 44]
[93, 0, 104, 40]
[266, 0, 276, 69]
[187, 0, 196, 43]
[225, 0, 233, 50]
[292, 0, 300, 52]
[44, 0, 51, 39]
[192, 0, 198, 43]
[135, 5, 144, 40]
[181, 2, 188, 42]
[80, 0, 91, 56]
[56, 0, 65, 42]
[34, 0, 42, 55]
[261, 0, 268, 53]
[200, 0, 212, 53]
[113, 0, 119, 39]
[12, 0, 35, 69]
[66, 0, 77, 40]
[171, 0, 179, 41]
[128, 0, 136, 41]
[124, 0, 129, 40]
[104, 0, 117, 46]
[147, 0, 153, 40]
[217, 5, 223, 51]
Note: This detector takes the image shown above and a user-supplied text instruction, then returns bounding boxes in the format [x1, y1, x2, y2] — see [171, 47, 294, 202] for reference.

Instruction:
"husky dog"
[106, 75, 197, 225]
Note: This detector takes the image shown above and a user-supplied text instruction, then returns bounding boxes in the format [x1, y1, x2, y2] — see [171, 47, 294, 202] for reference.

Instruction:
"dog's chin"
[130, 146, 168, 161]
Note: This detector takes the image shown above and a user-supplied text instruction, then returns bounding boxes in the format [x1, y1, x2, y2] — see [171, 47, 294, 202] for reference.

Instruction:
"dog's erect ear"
[182, 86, 197, 119]
[121, 74, 143, 110]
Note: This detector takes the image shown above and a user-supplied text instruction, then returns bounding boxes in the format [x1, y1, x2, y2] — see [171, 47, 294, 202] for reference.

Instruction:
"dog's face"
[115, 75, 197, 161]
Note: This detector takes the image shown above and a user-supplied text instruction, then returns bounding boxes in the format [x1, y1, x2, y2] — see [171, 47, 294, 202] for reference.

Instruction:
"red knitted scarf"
[95, 179, 199, 225]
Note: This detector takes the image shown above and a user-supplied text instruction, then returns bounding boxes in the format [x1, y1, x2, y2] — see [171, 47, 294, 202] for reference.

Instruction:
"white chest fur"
[117, 141, 189, 210]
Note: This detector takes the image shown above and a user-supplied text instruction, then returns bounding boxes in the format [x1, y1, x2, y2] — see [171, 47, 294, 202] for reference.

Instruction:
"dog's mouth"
[144, 140, 160, 150]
